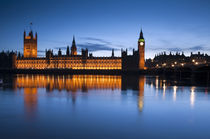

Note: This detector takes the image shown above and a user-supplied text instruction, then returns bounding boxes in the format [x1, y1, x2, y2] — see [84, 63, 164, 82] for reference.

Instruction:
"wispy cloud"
[81, 37, 112, 45]
[79, 37, 123, 52]
[147, 45, 207, 52]
[77, 43, 114, 52]
[188, 46, 204, 51]
[168, 48, 182, 52]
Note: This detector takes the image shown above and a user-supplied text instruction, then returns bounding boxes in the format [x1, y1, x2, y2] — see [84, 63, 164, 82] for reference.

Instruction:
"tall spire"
[30, 22, 33, 31]
[71, 35, 77, 55]
[140, 28, 144, 39]
[72, 35, 76, 46]
[112, 49, 114, 57]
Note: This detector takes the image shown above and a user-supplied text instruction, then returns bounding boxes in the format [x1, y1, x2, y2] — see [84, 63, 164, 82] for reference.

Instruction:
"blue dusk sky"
[0, 0, 210, 58]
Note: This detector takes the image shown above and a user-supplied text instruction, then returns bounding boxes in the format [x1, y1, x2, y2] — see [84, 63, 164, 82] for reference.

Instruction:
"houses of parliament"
[13, 29, 146, 71]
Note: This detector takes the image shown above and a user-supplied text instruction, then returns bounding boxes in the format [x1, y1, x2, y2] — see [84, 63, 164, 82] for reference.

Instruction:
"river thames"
[0, 74, 210, 139]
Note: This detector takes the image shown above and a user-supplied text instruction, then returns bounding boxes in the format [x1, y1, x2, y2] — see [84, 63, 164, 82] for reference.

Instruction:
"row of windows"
[17, 64, 121, 69]
[17, 61, 121, 65]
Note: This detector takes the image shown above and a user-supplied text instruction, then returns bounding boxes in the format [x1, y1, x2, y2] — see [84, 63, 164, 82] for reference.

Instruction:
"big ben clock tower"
[138, 29, 145, 70]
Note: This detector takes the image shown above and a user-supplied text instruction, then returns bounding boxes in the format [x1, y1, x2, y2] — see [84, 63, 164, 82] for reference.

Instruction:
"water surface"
[0, 74, 210, 139]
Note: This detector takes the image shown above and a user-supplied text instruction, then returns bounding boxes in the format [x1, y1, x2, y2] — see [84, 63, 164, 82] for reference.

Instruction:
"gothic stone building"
[15, 30, 145, 71]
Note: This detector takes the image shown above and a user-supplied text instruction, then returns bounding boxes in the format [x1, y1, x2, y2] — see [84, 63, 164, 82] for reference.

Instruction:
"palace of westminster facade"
[14, 30, 145, 70]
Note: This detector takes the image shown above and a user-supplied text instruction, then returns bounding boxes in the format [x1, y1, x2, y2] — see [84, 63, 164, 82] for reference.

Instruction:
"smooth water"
[0, 74, 210, 139]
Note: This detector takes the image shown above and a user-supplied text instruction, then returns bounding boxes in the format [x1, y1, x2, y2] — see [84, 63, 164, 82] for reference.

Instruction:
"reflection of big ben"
[138, 76, 145, 112]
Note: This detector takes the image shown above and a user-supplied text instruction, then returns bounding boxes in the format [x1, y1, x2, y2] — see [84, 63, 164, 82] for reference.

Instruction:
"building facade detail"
[16, 30, 145, 70]
[23, 31, 37, 58]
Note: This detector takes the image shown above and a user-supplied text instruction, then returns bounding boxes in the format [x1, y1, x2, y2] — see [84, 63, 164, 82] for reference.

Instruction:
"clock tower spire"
[138, 29, 145, 70]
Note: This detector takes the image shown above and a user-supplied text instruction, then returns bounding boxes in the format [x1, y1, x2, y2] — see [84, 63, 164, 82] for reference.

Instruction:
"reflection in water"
[2, 74, 210, 139]
[24, 88, 37, 118]
[15, 74, 123, 116]
[16, 74, 122, 92]
[4, 74, 208, 117]
[138, 76, 145, 112]
[190, 87, 196, 108]
[13, 74, 146, 115]
[173, 86, 177, 102]
[155, 76, 159, 89]
[163, 83, 166, 99]
[145, 76, 210, 108]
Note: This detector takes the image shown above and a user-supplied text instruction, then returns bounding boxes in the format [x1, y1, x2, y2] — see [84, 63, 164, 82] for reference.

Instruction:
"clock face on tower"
[140, 42, 144, 46]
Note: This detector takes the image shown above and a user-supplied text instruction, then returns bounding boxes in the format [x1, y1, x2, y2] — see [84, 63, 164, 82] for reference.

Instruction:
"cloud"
[187, 46, 204, 51]
[77, 43, 114, 52]
[147, 45, 206, 52]
[81, 37, 111, 45]
[168, 48, 182, 52]
[79, 37, 123, 52]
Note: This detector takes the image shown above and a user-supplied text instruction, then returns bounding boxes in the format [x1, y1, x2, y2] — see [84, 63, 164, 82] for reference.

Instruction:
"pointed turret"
[112, 49, 114, 57]
[72, 36, 76, 46]
[29, 30, 33, 38]
[71, 36, 77, 55]
[58, 48, 62, 56]
[66, 45, 70, 56]
[139, 29, 144, 39]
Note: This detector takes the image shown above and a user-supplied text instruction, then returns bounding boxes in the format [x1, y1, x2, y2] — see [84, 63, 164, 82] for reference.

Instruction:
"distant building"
[146, 51, 210, 68]
[0, 51, 16, 69]
[13, 29, 146, 70]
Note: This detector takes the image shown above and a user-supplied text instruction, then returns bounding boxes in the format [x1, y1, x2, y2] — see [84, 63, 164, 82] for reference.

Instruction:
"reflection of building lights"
[155, 76, 159, 89]
[173, 86, 177, 102]
[163, 83, 166, 99]
[16, 74, 122, 91]
[150, 83, 153, 88]
[138, 97, 144, 112]
[190, 87, 195, 108]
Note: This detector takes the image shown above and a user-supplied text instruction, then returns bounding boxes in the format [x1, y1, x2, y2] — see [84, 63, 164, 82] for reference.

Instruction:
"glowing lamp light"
[192, 59, 195, 62]
[195, 62, 198, 65]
